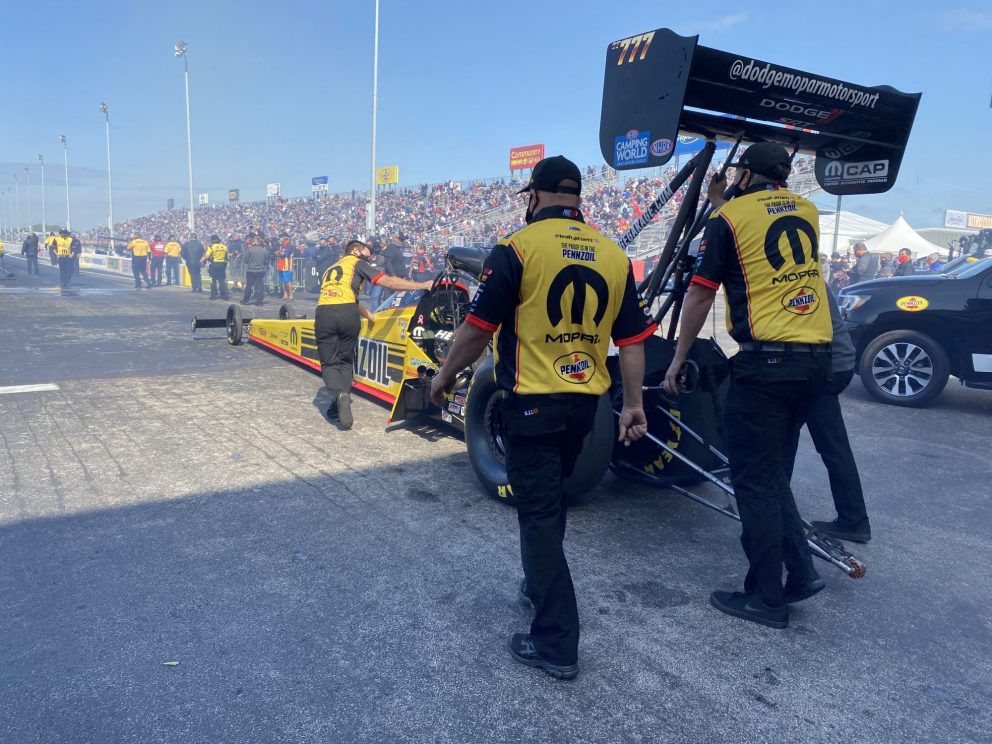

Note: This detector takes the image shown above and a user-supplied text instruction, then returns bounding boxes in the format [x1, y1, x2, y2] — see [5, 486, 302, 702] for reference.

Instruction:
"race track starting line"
[0, 383, 61, 396]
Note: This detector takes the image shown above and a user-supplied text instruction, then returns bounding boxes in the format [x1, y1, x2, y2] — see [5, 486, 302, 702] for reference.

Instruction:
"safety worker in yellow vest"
[46, 232, 58, 266]
[315, 239, 431, 429]
[201, 235, 230, 300]
[663, 142, 833, 630]
[165, 237, 183, 286]
[277, 234, 296, 301]
[430, 156, 655, 680]
[127, 234, 152, 289]
[53, 229, 75, 289]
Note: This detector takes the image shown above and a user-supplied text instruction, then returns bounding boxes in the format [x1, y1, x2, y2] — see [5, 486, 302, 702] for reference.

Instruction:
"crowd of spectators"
[84, 157, 819, 259]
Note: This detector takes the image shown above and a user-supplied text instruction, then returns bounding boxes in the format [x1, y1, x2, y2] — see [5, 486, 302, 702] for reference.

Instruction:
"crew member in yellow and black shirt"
[315, 239, 431, 429]
[53, 229, 75, 289]
[663, 142, 833, 630]
[201, 235, 230, 300]
[128, 234, 151, 289]
[430, 156, 655, 680]
[165, 237, 183, 286]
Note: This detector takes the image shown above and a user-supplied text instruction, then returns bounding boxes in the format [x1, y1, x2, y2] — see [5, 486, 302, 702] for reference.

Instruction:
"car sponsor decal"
[895, 295, 929, 312]
[614, 129, 650, 167]
[650, 138, 674, 157]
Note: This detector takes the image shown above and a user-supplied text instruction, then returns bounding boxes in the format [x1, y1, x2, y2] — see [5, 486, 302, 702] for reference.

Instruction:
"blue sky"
[2, 0, 991, 232]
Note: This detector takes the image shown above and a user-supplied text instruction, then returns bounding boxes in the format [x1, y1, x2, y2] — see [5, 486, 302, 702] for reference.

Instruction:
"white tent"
[817, 210, 889, 253]
[865, 215, 943, 257]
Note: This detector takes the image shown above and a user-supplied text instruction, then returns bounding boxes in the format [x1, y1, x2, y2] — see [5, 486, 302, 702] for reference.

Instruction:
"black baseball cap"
[729, 142, 791, 181]
[517, 156, 582, 196]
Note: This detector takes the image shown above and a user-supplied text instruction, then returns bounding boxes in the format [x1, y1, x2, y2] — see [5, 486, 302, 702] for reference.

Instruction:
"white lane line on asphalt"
[0, 383, 61, 395]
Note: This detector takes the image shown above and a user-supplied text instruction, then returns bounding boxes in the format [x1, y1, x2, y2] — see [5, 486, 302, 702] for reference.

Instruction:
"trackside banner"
[509, 144, 545, 171]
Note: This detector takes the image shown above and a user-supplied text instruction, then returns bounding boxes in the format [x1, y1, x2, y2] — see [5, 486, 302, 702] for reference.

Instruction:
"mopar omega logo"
[546, 265, 609, 326]
[290, 327, 298, 346]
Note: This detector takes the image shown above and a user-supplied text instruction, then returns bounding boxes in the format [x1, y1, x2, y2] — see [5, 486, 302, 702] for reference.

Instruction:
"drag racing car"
[194, 26, 925, 581]
[839, 256, 992, 407]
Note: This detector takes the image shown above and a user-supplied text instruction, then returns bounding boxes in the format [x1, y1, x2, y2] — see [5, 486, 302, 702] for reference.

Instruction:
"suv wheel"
[859, 330, 949, 407]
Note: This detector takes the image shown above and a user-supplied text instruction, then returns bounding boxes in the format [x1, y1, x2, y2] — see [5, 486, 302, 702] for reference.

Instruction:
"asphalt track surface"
[1, 254, 990, 744]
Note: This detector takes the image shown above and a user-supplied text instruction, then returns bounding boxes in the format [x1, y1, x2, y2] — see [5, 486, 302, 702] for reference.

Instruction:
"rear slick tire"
[464, 356, 613, 506]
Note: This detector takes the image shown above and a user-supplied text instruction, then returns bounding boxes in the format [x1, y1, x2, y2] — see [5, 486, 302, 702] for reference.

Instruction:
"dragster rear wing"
[600, 28, 921, 195]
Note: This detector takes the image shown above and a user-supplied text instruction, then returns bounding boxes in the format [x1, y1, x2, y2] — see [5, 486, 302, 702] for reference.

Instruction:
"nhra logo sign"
[614, 129, 650, 167]
[823, 159, 889, 185]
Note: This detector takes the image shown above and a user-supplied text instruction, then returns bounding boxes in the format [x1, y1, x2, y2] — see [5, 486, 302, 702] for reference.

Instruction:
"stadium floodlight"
[24, 166, 31, 233]
[174, 41, 195, 231]
[59, 134, 71, 231]
[38, 154, 46, 236]
[12, 172, 19, 234]
[100, 102, 115, 250]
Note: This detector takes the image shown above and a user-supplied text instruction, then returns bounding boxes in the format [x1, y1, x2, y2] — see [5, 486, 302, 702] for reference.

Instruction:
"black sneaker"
[782, 577, 826, 604]
[507, 633, 578, 680]
[709, 591, 788, 629]
[811, 519, 871, 544]
[518, 580, 534, 614]
[337, 393, 353, 429]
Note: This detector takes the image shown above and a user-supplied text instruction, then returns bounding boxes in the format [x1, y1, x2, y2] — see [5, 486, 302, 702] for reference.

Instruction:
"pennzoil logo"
[896, 295, 929, 312]
[781, 286, 819, 315]
[555, 352, 596, 384]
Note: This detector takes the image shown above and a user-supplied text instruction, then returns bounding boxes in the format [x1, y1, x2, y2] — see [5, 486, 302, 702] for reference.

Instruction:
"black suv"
[838, 256, 992, 407]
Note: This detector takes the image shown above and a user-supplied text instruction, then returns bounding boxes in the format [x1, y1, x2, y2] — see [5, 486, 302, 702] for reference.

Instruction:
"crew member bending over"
[315, 239, 431, 429]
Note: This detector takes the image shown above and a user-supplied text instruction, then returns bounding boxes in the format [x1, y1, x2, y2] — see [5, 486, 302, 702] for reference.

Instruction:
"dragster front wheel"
[226, 304, 243, 345]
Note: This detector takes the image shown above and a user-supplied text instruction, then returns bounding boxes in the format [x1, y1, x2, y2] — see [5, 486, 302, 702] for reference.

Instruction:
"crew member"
[315, 239, 430, 429]
[430, 156, 654, 679]
[21, 232, 40, 275]
[128, 233, 151, 289]
[164, 237, 183, 285]
[53, 229, 75, 289]
[181, 234, 205, 293]
[46, 232, 57, 266]
[787, 286, 871, 545]
[149, 236, 166, 286]
[201, 235, 230, 300]
[70, 233, 82, 276]
[664, 142, 833, 629]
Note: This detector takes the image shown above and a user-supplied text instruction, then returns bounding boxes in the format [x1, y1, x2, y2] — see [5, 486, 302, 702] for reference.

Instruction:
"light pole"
[60, 135, 71, 231]
[174, 41, 195, 232]
[366, 0, 380, 237]
[1, 188, 6, 238]
[100, 102, 115, 250]
[38, 154, 46, 236]
[12, 173, 20, 234]
[24, 166, 32, 233]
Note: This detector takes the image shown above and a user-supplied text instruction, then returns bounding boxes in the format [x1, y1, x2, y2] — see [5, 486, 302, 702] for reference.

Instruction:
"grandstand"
[85, 156, 821, 257]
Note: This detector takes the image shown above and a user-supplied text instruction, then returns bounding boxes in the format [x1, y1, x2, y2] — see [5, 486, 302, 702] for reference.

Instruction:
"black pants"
[25, 254, 39, 274]
[49, 250, 57, 266]
[58, 255, 73, 288]
[208, 263, 228, 298]
[165, 257, 181, 285]
[243, 271, 265, 304]
[503, 392, 598, 666]
[724, 350, 829, 607]
[189, 262, 203, 292]
[785, 369, 869, 531]
[315, 304, 361, 398]
[132, 255, 149, 287]
[150, 256, 164, 285]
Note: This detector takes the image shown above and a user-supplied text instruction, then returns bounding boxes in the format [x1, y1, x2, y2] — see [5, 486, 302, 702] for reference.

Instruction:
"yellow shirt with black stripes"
[465, 205, 657, 396]
[691, 183, 832, 345]
[317, 254, 383, 306]
[53, 235, 74, 258]
[204, 243, 229, 264]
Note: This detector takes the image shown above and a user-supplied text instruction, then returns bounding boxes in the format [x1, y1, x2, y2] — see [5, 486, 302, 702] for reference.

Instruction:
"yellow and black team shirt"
[466, 205, 657, 396]
[0, 240, 4, 255]
[692, 184, 833, 345]
[204, 242, 229, 264]
[317, 254, 383, 306]
[53, 235, 73, 257]
[165, 241, 182, 257]
[128, 238, 150, 257]
[45, 235, 56, 249]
